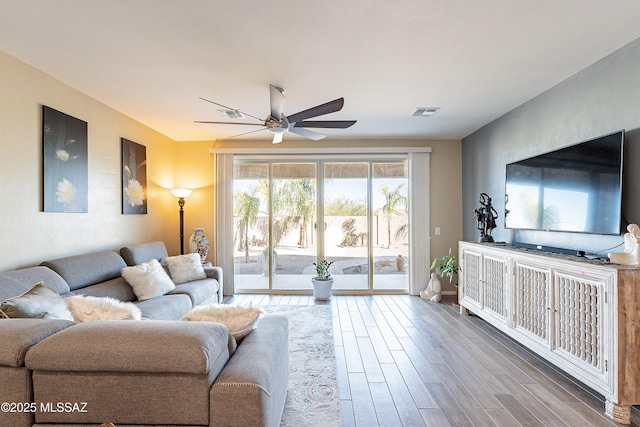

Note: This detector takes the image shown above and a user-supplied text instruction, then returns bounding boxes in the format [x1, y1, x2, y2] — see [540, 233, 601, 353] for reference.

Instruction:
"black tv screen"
[505, 131, 624, 235]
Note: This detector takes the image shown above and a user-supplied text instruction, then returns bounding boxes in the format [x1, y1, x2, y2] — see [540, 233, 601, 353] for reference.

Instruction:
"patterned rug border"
[260, 305, 340, 427]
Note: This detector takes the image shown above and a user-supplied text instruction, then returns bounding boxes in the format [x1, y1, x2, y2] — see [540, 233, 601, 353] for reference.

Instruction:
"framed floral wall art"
[121, 138, 147, 214]
[42, 106, 88, 213]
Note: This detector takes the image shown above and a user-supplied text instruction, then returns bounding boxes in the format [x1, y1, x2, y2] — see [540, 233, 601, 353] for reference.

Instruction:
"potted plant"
[311, 259, 334, 300]
[430, 248, 460, 302]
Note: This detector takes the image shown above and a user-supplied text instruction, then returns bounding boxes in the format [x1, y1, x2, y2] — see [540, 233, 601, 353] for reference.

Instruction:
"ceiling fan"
[195, 84, 356, 144]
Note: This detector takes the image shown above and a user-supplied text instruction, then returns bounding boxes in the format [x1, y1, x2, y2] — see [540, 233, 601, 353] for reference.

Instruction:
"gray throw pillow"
[0, 282, 74, 321]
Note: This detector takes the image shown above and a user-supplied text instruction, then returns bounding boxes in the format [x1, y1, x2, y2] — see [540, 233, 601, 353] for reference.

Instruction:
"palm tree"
[234, 187, 260, 262]
[276, 179, 316, 248]
[378, 184, 407, 249]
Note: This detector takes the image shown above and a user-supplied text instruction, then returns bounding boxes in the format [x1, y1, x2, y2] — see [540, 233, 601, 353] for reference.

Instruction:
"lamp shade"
[171, 188, 192, 198]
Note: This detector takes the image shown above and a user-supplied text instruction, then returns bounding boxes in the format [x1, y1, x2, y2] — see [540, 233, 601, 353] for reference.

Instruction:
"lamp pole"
[171, 188, 192, 255]
[178, 196, 186, 255]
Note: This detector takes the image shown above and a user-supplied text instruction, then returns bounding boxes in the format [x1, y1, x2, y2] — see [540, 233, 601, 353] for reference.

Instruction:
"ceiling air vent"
[218, 109, 245, 119]
[411, 107, 439, 117]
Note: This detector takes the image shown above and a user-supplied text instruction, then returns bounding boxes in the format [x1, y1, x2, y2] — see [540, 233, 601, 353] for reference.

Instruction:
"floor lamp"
[170, 188, 192, 254]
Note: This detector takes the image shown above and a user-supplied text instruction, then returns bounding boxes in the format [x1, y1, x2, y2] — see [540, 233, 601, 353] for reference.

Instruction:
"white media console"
[458, 241, 639, 424]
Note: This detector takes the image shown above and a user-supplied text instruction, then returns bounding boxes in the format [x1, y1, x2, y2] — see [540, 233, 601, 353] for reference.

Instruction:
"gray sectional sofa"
[0, 242, 289, 427]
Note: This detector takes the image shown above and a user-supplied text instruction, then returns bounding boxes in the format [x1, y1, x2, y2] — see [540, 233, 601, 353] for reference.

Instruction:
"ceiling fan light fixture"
[412, 107, 440, 117]
[268, 126, 287, 144]
[271, 131, 284, 144]
[268, 127, 287, 135]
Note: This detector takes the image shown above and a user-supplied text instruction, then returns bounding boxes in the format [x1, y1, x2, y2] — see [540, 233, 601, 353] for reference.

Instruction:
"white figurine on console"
[420, 272, 442, 302]
[608, 223, 640, 266]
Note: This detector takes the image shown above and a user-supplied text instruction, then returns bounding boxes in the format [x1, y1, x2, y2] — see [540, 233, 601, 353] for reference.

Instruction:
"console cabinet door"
[552, 269, 613, 394]
[460, 246, 483, 311]
[482, 254, 509, 323]
[513, 259, 552, 348]
[459, 244, 509, 326]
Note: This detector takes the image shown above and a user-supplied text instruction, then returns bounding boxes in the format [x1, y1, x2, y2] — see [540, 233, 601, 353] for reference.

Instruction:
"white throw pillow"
[183, 304, 262, 340]
[121, 259, 175, 301]
[165, 253, 206, 284]
[66, 295, 142, 322]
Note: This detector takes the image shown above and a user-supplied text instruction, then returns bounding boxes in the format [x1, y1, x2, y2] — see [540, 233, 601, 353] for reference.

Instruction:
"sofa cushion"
[121, 259, 175, 301]
[135, 294, 193, 320]
[1, 283, 74, 321]
[42, 250, 127, 291]
[66, 295, 142, 322]
[165, 253, 206, 284]
[168, 278, 219, 306]
[0, 266, 70, 303]
[70, 277, 136, 302]
[25, 319, 229, 374]
[120, 241, 168, 266]
[0, 318, 74, 367]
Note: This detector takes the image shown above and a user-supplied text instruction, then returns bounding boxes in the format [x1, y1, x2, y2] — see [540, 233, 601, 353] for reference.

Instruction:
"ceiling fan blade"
[293, 120, 356, 129]
[288, 127, 326, 141]
[194, 120, 265, 126]
[199, 97, 264, 122]
[286, 98, 345, 123]
[225, 128, 268, 139]
[270, 85, 285, 120]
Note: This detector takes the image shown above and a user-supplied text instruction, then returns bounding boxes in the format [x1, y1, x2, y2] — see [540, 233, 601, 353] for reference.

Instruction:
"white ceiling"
[2, 1, 640, 142]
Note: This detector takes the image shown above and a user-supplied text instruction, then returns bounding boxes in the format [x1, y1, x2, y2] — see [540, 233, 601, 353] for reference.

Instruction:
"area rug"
[261, 305, 340, 427]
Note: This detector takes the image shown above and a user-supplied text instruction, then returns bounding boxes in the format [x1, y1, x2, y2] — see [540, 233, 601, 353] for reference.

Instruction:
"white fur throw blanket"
[66, 295, 142, 322]
[183, 304, 262, 339]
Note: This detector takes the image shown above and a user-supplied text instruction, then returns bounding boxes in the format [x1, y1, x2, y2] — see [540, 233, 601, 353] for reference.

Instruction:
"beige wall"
[0, 51, 179, 270]
[173, 141, 216, 257]
[1, 49, 463, 292]
[426, 139, 463, 289]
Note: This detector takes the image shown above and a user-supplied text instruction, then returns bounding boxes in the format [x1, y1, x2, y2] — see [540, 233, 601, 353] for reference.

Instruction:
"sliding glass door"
[233, 157, 409, 293]
[372, 162, 409, 290]
[271, 163, 317, 290]
[324, 162, 369, 290]
[233, 162, 269, 291]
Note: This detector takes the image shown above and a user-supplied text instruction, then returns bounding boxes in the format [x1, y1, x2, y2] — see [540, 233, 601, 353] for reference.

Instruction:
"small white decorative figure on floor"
[420, 272, 442, 302]
[608, 223, 640, 266]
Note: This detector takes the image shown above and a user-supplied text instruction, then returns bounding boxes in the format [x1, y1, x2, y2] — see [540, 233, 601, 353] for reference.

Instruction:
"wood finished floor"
[227, 294, 640, 427]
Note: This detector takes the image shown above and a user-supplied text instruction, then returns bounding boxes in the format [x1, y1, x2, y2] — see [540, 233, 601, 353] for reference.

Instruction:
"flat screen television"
[505, 130, 624, 235]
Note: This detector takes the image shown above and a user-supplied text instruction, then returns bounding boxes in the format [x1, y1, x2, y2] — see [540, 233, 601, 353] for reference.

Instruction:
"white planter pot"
[311, 278, 334, 300]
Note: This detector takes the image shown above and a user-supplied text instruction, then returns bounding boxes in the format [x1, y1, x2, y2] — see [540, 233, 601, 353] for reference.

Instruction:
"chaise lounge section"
[24, 315, 289, 427]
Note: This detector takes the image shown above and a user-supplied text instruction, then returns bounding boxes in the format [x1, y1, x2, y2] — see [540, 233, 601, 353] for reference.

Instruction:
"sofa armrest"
[0, 318, 73, 427]
[0, 319, 74, 367]
[204, 265, 224, 303]
[209, 315, 289, 427]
